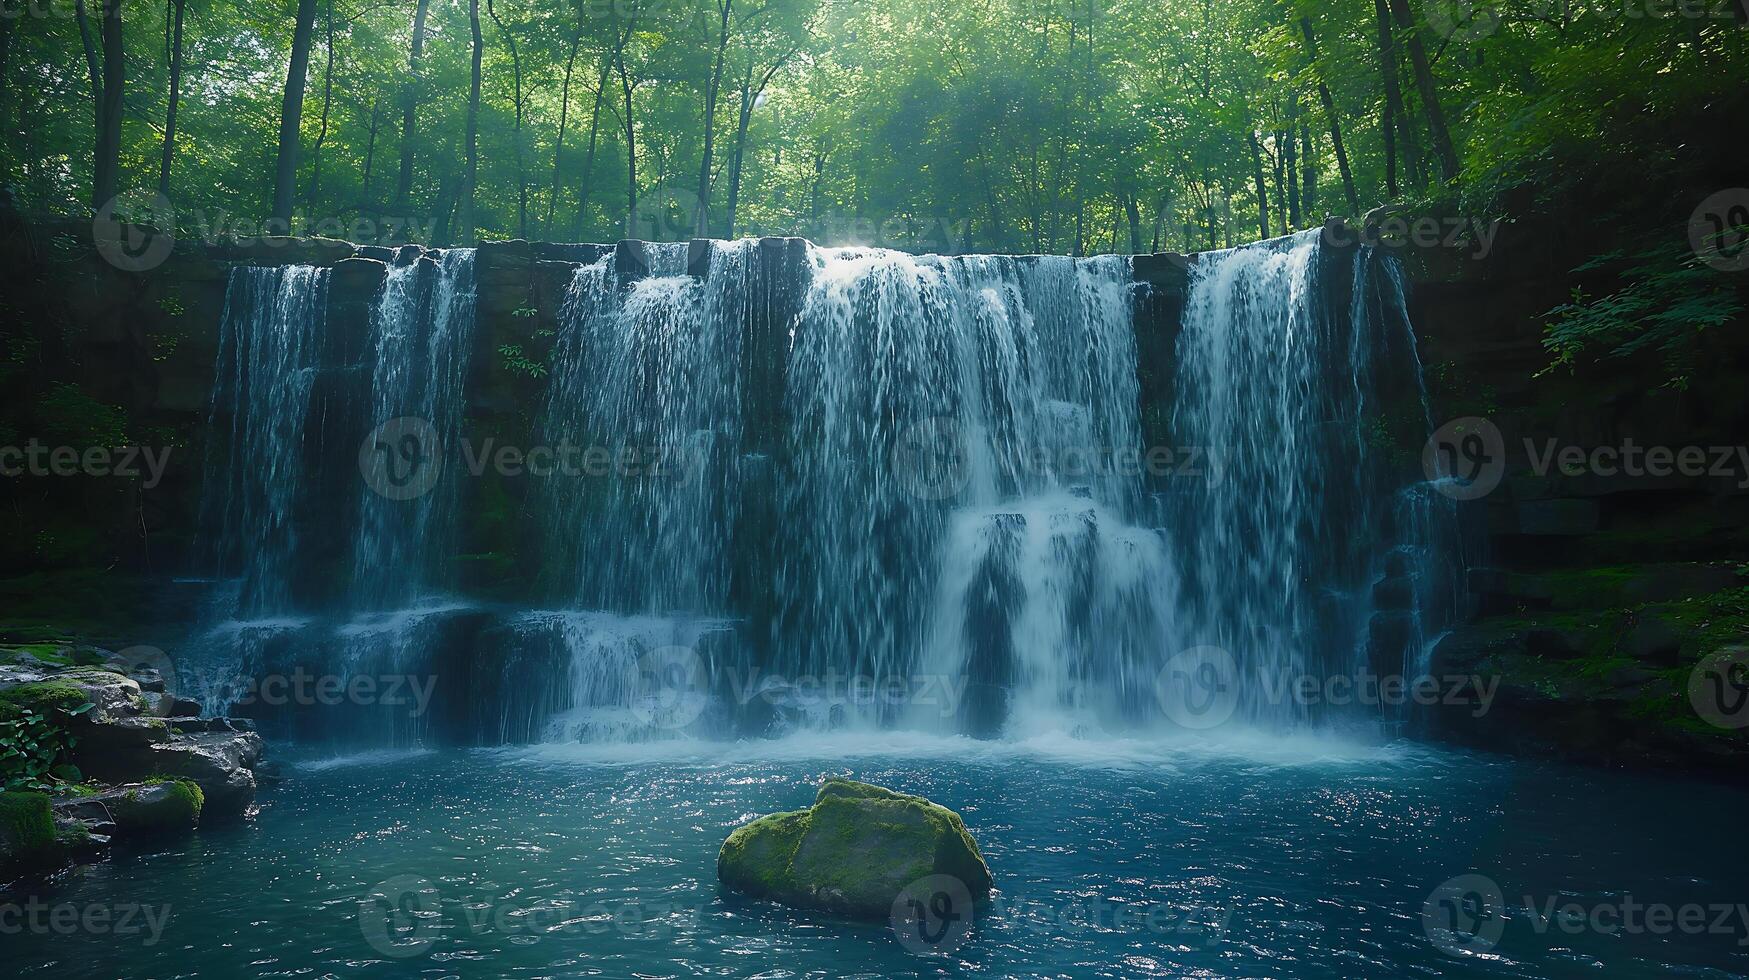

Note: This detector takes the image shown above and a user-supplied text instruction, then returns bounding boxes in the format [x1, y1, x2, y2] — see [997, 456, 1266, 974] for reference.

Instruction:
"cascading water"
[1165, 231, 1460, 728]
[514, 241, 753, 741]
[772, 249, 1175, 735]
[189, 252, 480, 741]
[186, 266, 330, 710]
[198, 265, 331, 618]
[186, 233, 1457, 746]
[352, 248, 477, 611]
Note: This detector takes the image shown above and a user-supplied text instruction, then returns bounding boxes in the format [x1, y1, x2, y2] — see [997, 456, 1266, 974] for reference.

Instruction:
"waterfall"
[540, 241, 750, 613]
[522, 241, 755, 741]
[773, 249, 1172, 734]
[1165, 231, 1459, 727]
[352, 248, 477, 611]
[198, 265, 330, 618]
[185, 233, 1458, 745]
[188, 253, 480, 740]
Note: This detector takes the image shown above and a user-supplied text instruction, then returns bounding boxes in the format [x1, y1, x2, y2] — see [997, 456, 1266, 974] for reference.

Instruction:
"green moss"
[718, 779, 991, 920]
[110, 778, 203, 832]
[1540, 565, 1638, 612]
[35, 382, 129, 446]
[0, 791, 57, 859]
[0, 681, 95, 715]
[719, 808, 811, 896]
[0, 643, 74, 666]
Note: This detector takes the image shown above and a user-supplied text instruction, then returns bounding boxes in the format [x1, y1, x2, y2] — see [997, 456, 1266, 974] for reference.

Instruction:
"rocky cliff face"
[1397, 219, 1749, 776]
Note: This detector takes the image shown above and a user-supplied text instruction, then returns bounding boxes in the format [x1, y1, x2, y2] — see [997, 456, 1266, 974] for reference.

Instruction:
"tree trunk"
[1386, 0, 1460, 182]
[457, 0, 482, 243]
[1123, 191, 1142, 254]
[1301, 122, 1316, 218]
[157, 0, 187, 197]
[1247, 129, 1270, 241]
[270, 0, 319, 227]
[305, 0, 335, 206]
[1372, 0, 1402, 197]
[694, 0, 734, 236]
[617, 43, 637, 236]
[1299, 17, 1359, 218]
[486, 0, 527, 238]
[724, 74, 755, 240]
[547, 32, 582, 237]
[394, 0, 432, 212]
[723, 49, 795, 239]
[1284, 118, 1301, 228]
[92, 0, 124, 210]
[75, 1, 101, 106]
[573, 67, 608, 239]
[362, 101, 381, 210]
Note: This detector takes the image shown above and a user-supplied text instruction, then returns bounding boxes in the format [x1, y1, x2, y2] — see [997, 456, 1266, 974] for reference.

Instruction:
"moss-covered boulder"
[717, 778, 992, 920]
[89, 779, 204, 836]
[0, 791, 58, 877]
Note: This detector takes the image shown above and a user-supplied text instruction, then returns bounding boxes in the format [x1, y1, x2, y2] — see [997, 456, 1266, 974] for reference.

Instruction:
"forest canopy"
[0, 0, 1744, 254]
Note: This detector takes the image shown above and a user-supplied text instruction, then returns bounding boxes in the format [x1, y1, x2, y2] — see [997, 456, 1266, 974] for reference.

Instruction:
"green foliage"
[0, 791, 57, 858]
[498, 344, 547, 379]
[0, 685, 94, 793]
[35, 383, 130, 447]
[1543, 237, 1745, 389]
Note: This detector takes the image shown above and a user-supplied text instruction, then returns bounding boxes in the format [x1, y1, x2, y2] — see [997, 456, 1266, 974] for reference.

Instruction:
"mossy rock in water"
[96, 779, 204, 836]
[717, 778, 992, 920]
[0, 791, 58, 872]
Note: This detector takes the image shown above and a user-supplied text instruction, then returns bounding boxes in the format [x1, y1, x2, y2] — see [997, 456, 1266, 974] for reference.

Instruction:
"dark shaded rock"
[1372, 576, 1415, 611]
[1625, 564, 1742, 604]
[74, 715, 172, 756]
[85, 781, 204, 836]
[1515, 499, 1601, 536]
[139, 732, 263, 822]
[329, 256, 389, 294]
[1468, 567, 1554, 612]
[1367, 611, 1415, 677]
[1623, 615, 1683, 666]
[718, 779, 992, 920]
[1525, 628, 1585, 659]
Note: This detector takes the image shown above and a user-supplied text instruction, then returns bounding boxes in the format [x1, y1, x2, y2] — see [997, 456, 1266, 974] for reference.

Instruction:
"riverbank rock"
[82, 780, 204, 835]
[1, 792, 58, 879]
[1, 643, 265, 837]
[718, 778, 992, 920]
